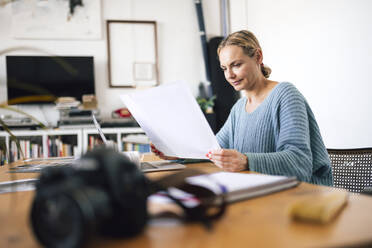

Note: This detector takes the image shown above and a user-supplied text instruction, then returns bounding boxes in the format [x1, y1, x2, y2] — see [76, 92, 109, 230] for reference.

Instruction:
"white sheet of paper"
[120, 81, 220, 159]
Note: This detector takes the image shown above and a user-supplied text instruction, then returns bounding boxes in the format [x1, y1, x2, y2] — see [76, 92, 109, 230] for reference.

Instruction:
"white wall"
[0, 0, 221, 125]
[230, 0, 372, 148]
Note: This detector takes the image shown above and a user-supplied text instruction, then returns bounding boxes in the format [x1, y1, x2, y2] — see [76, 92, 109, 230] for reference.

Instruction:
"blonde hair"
[217, 30, 272, 78]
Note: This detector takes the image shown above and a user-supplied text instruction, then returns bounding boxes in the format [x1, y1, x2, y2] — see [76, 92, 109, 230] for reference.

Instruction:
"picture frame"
[106, 20, 159, 88]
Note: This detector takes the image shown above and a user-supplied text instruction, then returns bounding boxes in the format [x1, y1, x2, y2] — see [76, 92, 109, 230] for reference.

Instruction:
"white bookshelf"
[1, 130, 46, 160]
[44, 129, 82, 157]
[0, 127, 147, 163]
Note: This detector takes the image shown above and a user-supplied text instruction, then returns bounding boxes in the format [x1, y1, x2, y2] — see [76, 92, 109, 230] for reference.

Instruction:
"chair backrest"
[327, 148, 372, 193]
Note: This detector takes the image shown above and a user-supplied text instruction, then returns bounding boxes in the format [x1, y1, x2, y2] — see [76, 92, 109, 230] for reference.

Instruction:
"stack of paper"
[55, 97, 80, 109]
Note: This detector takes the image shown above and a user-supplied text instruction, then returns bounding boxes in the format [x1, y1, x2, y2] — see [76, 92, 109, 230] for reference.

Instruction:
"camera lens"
[31, 187, 111, 248]
[31, 194, 85, 248]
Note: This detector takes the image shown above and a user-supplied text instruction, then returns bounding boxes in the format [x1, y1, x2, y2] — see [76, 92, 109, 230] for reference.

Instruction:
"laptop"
[92, 114, 185, 172]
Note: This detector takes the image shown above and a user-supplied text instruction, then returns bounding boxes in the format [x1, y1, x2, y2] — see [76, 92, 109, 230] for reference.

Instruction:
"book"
[289, 190, 348, 224]
[185, 172, 299, 203]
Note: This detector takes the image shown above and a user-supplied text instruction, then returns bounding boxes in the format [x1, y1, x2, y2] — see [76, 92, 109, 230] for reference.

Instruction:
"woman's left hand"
[207, 149, 248, 172]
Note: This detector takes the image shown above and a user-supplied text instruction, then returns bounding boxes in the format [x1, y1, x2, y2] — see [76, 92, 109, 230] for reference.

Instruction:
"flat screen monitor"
[6, 56, 95, 104]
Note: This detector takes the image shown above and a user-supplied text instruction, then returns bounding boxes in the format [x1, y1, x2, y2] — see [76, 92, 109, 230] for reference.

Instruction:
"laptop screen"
[92, 114, 108, 145]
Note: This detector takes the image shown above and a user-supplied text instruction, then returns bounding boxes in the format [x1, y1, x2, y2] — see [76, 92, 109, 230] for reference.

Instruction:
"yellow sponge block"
[289, 190, 348, 224]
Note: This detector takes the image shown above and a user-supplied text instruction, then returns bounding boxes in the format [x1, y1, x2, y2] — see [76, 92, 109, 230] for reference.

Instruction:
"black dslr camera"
[30, 147, 149, 248]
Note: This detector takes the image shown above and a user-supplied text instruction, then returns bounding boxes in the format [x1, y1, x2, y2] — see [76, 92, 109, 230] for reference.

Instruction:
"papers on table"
[120, 81, 220, 159]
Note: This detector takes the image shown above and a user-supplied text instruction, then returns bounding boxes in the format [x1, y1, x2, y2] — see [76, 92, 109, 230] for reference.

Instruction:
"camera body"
[30, 147, 149, 248]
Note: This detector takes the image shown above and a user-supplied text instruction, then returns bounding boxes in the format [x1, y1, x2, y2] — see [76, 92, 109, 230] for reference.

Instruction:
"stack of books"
[47, 136, 78, 157]
[55, 97, 81, 109]
[122, 134, 150, 153]
[9, 140, 42, 162]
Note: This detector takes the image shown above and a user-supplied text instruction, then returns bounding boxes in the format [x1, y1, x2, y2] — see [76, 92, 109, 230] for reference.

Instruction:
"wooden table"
[1, 161, 372, 248]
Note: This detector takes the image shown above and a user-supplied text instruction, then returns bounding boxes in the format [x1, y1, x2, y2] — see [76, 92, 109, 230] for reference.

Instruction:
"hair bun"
[261, 64, 272, 78]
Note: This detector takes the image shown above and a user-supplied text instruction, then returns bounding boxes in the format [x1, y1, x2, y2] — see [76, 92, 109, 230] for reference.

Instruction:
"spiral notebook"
[186, 172, 299, 202]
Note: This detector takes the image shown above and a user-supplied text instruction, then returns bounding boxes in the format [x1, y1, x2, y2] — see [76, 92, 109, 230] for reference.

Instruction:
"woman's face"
[219, 45, 262, 91]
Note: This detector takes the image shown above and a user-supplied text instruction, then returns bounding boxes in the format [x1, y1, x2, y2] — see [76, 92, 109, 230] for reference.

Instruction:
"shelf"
[0, 127, 147, 164]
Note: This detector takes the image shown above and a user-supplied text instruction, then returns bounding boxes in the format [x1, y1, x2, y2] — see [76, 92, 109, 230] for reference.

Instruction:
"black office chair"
[327, 148, 372, 193]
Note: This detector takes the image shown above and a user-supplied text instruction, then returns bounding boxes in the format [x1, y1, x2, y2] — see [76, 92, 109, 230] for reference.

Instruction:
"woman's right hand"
[150, 143, 179, 160]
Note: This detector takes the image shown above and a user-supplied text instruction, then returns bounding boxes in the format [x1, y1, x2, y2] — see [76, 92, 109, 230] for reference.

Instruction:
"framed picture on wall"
[106, 20, 159, 88]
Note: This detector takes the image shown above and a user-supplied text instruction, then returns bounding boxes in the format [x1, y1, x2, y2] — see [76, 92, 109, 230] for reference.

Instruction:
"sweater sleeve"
[245, 86, 314, 182]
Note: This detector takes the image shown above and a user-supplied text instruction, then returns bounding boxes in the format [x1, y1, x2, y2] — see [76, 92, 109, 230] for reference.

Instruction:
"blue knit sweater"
[216, 82, 333, 186]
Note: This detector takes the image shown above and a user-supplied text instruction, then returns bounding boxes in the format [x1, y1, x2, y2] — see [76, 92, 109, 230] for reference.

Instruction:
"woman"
[153, 30, 333, 186]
